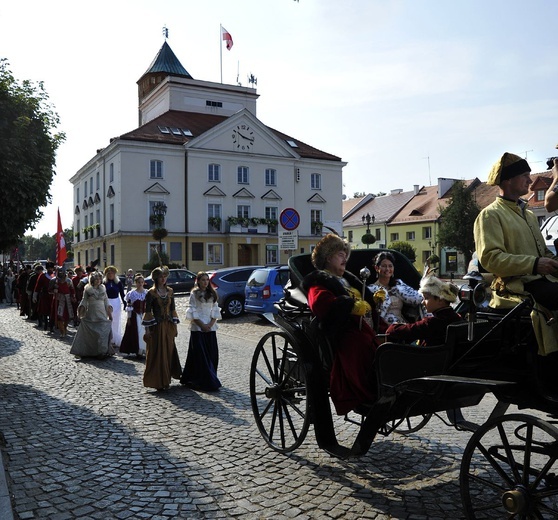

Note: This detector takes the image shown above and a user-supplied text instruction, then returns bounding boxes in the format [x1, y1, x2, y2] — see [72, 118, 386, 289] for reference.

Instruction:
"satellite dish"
[342, 194, 347, 200]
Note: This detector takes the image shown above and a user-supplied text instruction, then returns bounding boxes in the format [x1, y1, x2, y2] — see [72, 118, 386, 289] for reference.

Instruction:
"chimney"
[414, 184, 420, 195]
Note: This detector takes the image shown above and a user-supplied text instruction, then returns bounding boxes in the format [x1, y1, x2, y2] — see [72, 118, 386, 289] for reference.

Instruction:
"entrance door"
[238, 244, 253, 266]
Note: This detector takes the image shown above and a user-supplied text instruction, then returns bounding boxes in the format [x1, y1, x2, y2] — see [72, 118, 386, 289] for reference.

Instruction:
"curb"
[0, 445, 14, 520]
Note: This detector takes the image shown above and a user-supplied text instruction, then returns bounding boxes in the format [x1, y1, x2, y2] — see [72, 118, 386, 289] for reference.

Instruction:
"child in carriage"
[385, 275, 463, 346]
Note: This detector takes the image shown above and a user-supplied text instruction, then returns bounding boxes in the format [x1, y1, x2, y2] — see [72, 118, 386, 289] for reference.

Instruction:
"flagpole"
[219, 24, 223, 84]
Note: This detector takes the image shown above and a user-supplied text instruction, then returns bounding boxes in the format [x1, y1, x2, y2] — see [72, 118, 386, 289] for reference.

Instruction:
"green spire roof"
[143, 41, 192, 79]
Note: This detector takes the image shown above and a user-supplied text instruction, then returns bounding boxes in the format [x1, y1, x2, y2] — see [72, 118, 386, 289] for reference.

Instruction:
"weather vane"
[163, 26, 169, 40]
[248, 73, 257, 87]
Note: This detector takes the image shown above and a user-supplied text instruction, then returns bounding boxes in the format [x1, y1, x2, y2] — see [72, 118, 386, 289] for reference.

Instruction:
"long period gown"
[70, 284, 114, 358]
[142, 287, 182, 390]
[180, 290, 222, 391]
[104, 278, 126, 347]
[120, 289, 147, 356]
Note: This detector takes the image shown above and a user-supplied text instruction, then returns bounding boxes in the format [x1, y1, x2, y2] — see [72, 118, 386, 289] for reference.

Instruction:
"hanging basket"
[362, 233, 376, 245]
[152, 228, 168, 241]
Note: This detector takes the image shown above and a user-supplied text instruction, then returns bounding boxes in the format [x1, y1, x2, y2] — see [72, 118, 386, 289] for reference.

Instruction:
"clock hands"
[237, 131, 254, 143]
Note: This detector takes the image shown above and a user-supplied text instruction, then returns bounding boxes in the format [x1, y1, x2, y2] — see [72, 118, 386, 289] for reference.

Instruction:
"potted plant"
[227, 216, 239, 226]
[208, 216, 222, 229]
[311, 220, 323, 235]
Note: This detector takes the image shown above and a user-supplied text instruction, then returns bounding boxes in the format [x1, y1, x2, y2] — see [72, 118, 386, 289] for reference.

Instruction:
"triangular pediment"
[233, 188, 255, 198]
[107, 186, 115, 198]
[184, 109, 301, 160]
[307, 193, 327, 203]
[261, 189, 282, 201]
[88, 196, 94, 206]
[144, 182, 170, 195]
[82, 200, 89, 210]
[74, 205, 80, 214]
[203, 186, 227, 197]
[94, 193, 101, 204]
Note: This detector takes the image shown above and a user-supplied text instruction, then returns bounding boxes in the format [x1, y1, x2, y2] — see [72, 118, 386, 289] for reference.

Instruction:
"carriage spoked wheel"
[250, 331, 310, 453]
[385, 413, 432, 435]
[460, 413, 558, 519]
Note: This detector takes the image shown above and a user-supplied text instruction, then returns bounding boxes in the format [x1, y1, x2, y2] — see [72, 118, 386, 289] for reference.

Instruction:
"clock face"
[232, 124, 255, 151]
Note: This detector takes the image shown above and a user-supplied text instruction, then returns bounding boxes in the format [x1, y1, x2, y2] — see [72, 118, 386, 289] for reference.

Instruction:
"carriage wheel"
[460, 413, 558, 519]
[387, 413, 432, 435]
[250, 331, 310, 453]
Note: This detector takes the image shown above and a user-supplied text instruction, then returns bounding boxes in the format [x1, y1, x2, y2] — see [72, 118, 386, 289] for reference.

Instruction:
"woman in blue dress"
[180, 272, 222, 391]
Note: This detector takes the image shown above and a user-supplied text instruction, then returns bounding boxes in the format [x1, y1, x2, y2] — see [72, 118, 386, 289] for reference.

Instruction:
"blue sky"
[1, 0, 557, 237]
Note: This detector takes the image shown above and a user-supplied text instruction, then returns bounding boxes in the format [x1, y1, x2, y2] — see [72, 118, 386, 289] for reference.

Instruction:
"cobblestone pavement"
[0, 296, 542, 519]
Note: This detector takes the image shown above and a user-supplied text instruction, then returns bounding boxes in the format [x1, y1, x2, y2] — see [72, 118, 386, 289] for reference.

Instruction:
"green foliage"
[389, 241, 416, 262]
[438, 181, 480, 266]
[142, 251, 180, 271]
[20, 227, 74, 263]
[0, 59, 65, 251]
[361, 233, 376, 245]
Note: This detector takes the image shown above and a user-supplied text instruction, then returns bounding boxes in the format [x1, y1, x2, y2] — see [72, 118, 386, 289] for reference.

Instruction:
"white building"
[70, 41, 346, 272]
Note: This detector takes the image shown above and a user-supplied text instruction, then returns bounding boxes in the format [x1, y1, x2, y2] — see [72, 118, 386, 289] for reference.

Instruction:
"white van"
[541, 215, 558, 255]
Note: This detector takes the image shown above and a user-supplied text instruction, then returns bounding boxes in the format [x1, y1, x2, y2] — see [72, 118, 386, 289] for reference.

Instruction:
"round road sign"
[280, 208, 300, 231]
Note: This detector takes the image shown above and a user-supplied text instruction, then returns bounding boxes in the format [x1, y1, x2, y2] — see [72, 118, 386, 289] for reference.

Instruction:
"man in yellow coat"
[474, 152, 558, 355]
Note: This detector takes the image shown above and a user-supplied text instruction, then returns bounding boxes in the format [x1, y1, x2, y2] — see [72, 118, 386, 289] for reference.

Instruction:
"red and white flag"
[56, 208, 67, 266]
[221, 26, 233, 50]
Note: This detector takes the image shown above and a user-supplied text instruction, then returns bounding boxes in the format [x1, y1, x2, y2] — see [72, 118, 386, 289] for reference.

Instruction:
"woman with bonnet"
[142, 266, 182, 391]
[301, 233, 379, 415]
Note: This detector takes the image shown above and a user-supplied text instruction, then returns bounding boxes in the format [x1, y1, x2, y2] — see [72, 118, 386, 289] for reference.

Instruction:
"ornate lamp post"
[152, 202, 168, 253]
[361, 213, 375, 249]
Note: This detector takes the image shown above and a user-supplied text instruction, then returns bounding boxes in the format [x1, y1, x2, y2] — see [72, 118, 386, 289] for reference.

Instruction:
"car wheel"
[223, 296, 244, 318]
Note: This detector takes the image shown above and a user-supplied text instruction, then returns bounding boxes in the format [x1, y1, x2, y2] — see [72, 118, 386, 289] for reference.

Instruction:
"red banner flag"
[56, 208, 67, 266]
[221, 26, 233, 50]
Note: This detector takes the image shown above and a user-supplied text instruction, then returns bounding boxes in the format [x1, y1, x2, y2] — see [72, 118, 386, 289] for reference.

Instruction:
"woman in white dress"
[180, 272, 222, 391]
[70, 271, 114, 359]
[368, 251, 423, 332]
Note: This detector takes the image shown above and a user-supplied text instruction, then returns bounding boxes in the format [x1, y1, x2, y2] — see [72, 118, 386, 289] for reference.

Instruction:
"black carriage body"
[250, 248, 558, 517]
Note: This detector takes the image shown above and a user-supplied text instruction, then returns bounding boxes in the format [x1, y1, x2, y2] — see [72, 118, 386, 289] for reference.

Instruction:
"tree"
[438, 181, 480, 266]
[389, 241, 416, 262]
[0, 59, 65, 252]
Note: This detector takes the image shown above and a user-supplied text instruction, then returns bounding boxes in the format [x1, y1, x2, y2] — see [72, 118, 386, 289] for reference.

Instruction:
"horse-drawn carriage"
[249, 248, 558, 519]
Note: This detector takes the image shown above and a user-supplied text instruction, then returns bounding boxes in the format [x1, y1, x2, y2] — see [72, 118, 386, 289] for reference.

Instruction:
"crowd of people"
[0, 262, 223, 393]
[3, 151, 556, 407]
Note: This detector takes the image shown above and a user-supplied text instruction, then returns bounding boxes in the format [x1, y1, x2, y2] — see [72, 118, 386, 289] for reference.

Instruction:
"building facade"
[70, 42, 345, 272]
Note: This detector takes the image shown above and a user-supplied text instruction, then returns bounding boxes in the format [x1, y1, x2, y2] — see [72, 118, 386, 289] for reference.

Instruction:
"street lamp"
[361, 213, 375, 249]
[152, 202, 168, 253]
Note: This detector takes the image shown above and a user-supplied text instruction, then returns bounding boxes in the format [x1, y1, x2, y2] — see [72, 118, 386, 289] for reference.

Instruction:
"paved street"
[0, 297, 526, 519]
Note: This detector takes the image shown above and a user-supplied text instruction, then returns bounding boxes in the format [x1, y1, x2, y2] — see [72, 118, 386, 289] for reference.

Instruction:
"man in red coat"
[34, 262, 55, 332]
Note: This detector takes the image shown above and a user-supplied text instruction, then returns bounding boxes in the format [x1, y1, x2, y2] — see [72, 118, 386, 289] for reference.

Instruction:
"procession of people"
[0, 260, 223, 394]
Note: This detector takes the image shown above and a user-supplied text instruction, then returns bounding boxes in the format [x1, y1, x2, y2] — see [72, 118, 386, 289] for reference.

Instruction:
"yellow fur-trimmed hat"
[487, 152, 531, 186]
[311, 233, 350, 270]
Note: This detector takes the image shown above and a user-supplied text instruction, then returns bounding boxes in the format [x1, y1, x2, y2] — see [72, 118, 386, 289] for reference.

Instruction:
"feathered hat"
[419, 275, 459, 303]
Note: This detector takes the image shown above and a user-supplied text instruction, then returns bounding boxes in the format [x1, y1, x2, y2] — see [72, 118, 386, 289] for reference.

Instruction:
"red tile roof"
[117, 110, 342, 162]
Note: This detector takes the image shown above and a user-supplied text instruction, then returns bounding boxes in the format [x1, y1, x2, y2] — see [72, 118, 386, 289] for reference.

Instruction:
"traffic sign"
[280, 208, 300, 231]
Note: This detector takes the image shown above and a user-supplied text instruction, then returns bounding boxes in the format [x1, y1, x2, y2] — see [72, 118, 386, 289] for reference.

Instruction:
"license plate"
[249, 293, 258, 298]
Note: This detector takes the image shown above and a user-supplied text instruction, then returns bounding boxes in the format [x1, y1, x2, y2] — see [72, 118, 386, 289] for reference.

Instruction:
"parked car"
[208, 265, 264, 318]
[144, 268, 197, 293]
[244, 266, 290, 315]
